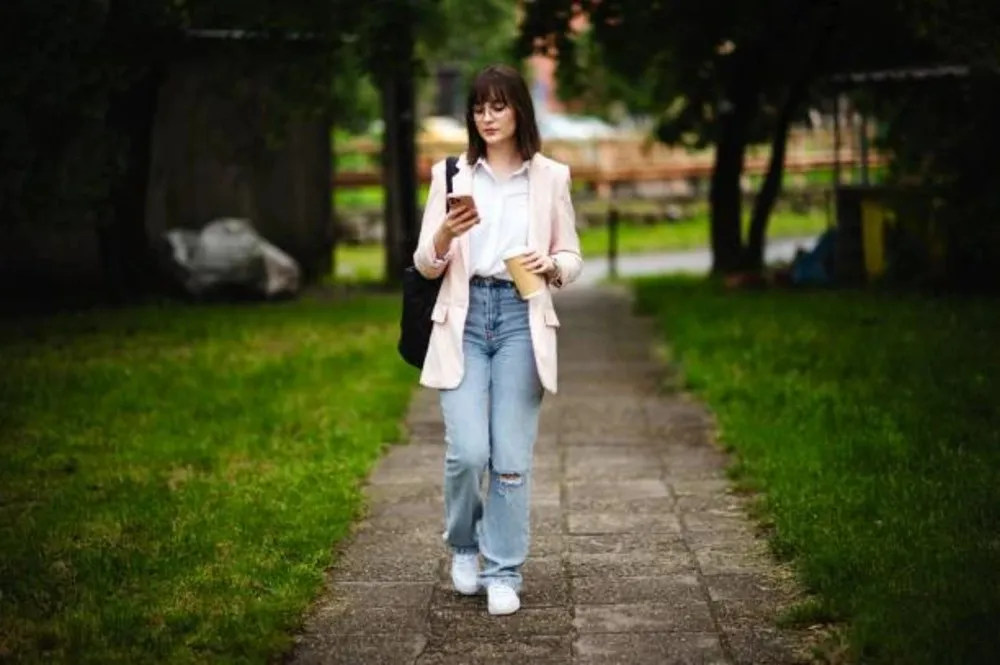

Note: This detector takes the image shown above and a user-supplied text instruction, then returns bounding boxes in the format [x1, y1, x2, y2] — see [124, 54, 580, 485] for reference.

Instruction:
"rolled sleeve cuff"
[415, 241, 454, 278]
[431, 250, 452, 267]
[548, 252, 582, 289]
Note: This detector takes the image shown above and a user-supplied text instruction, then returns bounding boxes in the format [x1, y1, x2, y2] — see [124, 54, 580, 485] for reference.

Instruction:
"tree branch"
[746, 3, 840, 268]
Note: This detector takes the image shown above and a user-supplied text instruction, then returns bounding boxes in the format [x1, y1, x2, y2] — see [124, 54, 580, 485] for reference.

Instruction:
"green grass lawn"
[333, 209, 827, 283]
[578, 208, 826, 256]
[633, 278, 1000, 665]
[330, 166, 882, 212]
[332, 246, 386, 284]
[334, 185, 430, 211]
[0, 295, 417, 664]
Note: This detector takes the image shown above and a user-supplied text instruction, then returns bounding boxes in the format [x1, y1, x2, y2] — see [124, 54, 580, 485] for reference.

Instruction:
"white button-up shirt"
[467, 159, 531, 279]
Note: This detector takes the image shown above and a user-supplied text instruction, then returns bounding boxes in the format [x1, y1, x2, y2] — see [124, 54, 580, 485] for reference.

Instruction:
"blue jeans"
[440, 278, 543, 591]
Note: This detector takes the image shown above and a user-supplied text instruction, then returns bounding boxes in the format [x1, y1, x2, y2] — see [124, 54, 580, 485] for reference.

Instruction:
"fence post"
[607, 206, 620, 280]
[859, 112, 870, 185]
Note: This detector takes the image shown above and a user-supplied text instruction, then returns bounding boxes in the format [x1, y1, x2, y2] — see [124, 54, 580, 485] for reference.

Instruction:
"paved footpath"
[290, 286, 812, 665]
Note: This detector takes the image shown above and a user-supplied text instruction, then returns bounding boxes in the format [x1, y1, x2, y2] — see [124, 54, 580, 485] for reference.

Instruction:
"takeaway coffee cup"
[502, 247, 545, 300]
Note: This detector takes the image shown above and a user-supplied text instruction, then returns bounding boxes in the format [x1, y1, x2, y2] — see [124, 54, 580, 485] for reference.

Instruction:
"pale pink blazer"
[413, 152, 583, 394]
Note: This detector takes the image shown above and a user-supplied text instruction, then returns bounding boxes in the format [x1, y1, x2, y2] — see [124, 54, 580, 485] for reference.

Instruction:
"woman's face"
[473, 97, 517, 148]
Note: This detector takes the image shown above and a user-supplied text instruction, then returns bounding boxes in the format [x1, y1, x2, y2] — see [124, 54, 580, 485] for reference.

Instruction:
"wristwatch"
[548, 256, 563, 287]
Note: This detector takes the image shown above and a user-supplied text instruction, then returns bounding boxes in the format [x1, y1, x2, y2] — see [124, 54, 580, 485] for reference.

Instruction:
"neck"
[484, 140, 522, 170]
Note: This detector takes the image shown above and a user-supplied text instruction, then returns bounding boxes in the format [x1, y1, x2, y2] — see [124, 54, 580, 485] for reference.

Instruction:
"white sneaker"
[450, 553, 479, 595]
[487, 583, 520, 616]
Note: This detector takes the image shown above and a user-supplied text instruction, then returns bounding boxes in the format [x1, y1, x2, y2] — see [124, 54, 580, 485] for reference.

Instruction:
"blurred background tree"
[5, 0, 1000, 295]
[870, 0, 1000, 288]
[518, 0, 947, 273]
[2, 0, 363, 300]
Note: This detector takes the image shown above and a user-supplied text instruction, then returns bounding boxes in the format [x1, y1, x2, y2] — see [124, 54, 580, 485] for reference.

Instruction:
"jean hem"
[479, 574, 522, 593]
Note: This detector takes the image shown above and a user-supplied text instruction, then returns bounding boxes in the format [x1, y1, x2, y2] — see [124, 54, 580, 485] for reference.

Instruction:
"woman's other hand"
[519, 250, 555, 276]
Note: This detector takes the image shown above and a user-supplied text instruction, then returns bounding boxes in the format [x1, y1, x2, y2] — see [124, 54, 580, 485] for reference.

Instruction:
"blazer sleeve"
[413, 160, 455, 279]
[548, 164, 583, 288]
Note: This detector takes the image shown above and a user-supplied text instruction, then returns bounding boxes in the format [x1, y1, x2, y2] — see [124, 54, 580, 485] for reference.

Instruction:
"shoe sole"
[452, 580, 479, 595]
[487, 603, 520, 616]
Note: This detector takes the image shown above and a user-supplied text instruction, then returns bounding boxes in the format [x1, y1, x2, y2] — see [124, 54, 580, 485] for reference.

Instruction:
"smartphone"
[447, 194, 475, 212]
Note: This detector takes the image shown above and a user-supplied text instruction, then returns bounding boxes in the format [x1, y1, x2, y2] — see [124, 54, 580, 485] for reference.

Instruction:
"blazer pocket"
[543, 308, 560, 328]
[431, 303, 449, 323]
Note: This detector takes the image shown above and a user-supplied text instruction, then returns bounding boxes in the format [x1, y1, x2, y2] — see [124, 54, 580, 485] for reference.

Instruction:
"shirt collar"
[474, 157, 530, 179]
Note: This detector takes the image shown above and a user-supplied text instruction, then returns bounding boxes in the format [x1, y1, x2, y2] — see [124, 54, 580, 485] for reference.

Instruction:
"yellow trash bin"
[860, 198, 889, 278]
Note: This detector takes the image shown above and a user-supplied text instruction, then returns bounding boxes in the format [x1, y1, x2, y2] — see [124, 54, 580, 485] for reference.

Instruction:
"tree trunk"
[99, 0, 165, 303]
[709, 103, 752, 274]
[745, 10, 837, 270]
[328, 125, 338, 280]
[745, 102, 795, 270]
[380, 22, 418, 287]
[101, 69, 163, 303]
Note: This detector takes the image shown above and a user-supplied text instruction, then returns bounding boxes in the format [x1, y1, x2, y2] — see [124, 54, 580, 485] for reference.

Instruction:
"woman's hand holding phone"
[434, 195, 479, 258]
[443, 195, 478, 239]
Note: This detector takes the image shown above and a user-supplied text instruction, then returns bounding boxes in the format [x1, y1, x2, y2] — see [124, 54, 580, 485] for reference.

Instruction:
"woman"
[412, 64, 583, 616]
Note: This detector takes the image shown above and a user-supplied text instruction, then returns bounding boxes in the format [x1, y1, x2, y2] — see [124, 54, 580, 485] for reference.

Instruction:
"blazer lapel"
[452, 156, 474, 274]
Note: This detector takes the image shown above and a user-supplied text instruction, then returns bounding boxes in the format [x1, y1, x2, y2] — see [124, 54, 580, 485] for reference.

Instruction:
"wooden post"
[607, 206, 620, 280]
[830, 93, 842, 230]
[434, 64, 461, 117]
[381, 9, 418, 286]
[328, 119, 338, 280]
[859, 111, 870, 185]
[833, 94, 842, 188]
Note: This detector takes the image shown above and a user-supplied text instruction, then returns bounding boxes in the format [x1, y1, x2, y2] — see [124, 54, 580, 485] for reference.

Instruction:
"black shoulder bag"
[398, 156, 458, 369]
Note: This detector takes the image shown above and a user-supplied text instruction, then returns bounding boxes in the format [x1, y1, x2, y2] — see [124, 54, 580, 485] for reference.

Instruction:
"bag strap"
[445, 156, 458, 209]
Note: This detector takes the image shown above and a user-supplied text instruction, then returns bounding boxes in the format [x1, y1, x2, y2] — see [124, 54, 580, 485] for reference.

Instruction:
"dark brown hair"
[465, 64, 542, 165]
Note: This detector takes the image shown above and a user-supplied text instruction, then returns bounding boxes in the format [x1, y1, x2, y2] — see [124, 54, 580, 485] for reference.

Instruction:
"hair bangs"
[469, 75, 512, 108]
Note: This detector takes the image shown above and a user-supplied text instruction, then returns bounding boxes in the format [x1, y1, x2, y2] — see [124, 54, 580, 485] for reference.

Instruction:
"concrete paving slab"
[288, 286, 811, 665]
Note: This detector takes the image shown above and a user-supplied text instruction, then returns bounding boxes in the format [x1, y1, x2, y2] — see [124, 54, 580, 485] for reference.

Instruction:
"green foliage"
[0, 295, 415, 663]
[520, 0, 928, 148]
[419, 0, 520, 84]
[0, 1, 167, 227]
[0, 4, 240, 227]
[518, 0, 961, 272]
[873, 77, 1000, 288]
[329, 0, 519, 133]
[635, 278, 1000, 664]
[0, 0, 440, 231]
[330, 50, 381, 134]
[867, 2, 1000, 289]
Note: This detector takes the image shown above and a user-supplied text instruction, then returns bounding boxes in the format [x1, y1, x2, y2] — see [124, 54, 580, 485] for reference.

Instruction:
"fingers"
[519, 255, 540, 271]
[444, 206, 479, 238]
[525, 261, 548, 274]
[456, 207, 480, 227]
[452, 209, 479, 232]
[447, 206, 478, 226]
[520, 252, 552, 274]
[452, 219, 478, 236]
